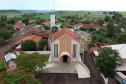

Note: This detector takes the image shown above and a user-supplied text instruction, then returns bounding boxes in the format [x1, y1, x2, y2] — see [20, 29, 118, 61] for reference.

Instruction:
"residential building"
[13, 23, 25, 31]
[74, 23, 83, 31]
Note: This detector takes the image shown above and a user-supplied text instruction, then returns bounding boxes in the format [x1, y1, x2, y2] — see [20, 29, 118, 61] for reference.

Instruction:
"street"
[0, 24, 36, 61]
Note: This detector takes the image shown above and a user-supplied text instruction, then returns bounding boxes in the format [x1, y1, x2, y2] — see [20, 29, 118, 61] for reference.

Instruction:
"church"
[48, 28, 83, 62]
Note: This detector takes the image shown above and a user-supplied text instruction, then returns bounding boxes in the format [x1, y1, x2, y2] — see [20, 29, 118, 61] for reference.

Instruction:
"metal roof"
[5, 53, 16, 62]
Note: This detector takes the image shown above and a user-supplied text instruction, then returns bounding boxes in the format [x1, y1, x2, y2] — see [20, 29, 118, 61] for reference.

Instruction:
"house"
[42, 20, 59, 27]
[28, 29, 42, 36]
[41, 31, 52, 39]
[114, 23, 118, 26]
[13, 23, 25, 31]
[67, 20, 71, 22]
[93, 44, 126, 71]
[29, 20, 35, 23]
[83, 24, 100, 31]
[48, 28, 85, 62]
[99, 27, 107, 30]
[4, 53, 17, 68]
[75, 31, 91, 51]
[15, 35, 42, 50]
[121, 28, 126, 32]
[74, 23, 83, 31]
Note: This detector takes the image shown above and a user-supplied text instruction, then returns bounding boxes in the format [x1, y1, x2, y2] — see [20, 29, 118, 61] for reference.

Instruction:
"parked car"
[22, 33, 25, 35]
[115, 72, 126, 84]
[26, 27, 29, 29]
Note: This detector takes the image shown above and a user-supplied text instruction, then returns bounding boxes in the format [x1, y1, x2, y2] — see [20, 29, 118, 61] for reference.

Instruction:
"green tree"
[117, 33, 126, 43]
[10, 19, 15, 24]
[0, 70, 42, 84]
[91, 32, 98, 47]
[36, 20, 41, 25]
[82, 20, 91, 24]
[22, 18, 29, 25]
[0, 22, 6, 28]
[105, 16, 110, 22]
[0, 29, 12, 40]
[79, 27, 86, 31]
[66, 25, 72, 28]
[14, 52, 49, 75]
[95, 47, 123, 78]
[98, 20, 104, 27]
[52, 26, 58, 32]
[38, 39, 48, 48]
[3, 15, 7, 21]
[107, 22, 115, 37]
[0, 15, 4, 21]
[88, 27, 96, 31]
[0, 36, 4, 43]
[44, 25, 50, 30]
[21, 40, 37, 51]
[4, 49, 13, 55]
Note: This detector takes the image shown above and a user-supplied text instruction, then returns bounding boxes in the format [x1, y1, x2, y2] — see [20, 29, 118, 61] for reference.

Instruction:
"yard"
[0, 59, 6, 69]
[0, 12, 24, 19]
[37, 27, 42, 30]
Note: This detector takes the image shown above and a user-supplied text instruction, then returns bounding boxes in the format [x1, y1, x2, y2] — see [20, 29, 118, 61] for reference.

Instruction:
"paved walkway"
[38, 62, 77, 73]
[35, 54, 104, 84]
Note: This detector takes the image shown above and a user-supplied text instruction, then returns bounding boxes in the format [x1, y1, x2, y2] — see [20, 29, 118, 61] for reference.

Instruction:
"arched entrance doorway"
[60, 51, 71, 62]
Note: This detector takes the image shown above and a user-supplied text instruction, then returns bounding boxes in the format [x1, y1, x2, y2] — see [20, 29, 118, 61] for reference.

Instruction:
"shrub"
[88, 43, 93, 48]
[38, 39, 48, 48]
[21, 40, 37, 51]
[4, 49, 13, 55]
[79, 27, 86, 31]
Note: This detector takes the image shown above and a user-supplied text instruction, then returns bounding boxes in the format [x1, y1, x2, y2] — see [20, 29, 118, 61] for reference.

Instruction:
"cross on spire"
[63, 38, 68, 51]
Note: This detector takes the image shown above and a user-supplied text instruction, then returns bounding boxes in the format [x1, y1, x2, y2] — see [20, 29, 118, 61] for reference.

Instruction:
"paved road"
[0, 24, 36, 61]
[35, 54, 104, 84]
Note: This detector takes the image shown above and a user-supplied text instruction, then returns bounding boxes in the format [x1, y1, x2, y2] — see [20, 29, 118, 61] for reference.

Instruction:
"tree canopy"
[0, 29, 12, 40]
[0, 70, 42, 84]
[22, 18, 29, 25]
[52, 26, 58, 32]
[21, 40, 37, 51]
[14, 52, 49, 75]
[107, 22, 115, 37]
[79, 27, 86, 31]
[36, 20, 41, 25]
[88, 27, 96, 31]
[95, 47, 123, 78]
[117, 33, 126, 44]
[44, 25, 50, 30]
[82, 20, 91, 24]
[38, 39, 48, 48]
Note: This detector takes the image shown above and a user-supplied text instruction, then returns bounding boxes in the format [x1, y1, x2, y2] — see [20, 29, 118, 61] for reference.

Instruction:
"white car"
[22, 33, 25, 35]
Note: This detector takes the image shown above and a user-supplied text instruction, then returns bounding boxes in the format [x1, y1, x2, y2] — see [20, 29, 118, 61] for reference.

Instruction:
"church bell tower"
[50, 0, 55, 29]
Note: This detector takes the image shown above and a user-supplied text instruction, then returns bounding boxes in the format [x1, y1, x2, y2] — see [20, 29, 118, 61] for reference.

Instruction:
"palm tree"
[90, 32, 98, 47]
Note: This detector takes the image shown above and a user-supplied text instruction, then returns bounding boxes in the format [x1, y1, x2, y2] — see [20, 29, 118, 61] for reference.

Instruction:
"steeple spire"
[54, 0, 55, 14]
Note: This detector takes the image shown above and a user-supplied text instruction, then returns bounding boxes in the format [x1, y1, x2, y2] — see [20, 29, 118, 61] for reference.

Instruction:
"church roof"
[51, 28, 81, 41]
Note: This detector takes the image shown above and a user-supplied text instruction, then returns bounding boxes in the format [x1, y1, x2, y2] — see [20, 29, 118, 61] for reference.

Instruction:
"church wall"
[52, 39, 60, 62]
[48, 39, 51, 49]
[67, 56, 71, 62]
[60, 56, 63, 62]
[59, 35, 72, 55]
[71, 39, 79, 62]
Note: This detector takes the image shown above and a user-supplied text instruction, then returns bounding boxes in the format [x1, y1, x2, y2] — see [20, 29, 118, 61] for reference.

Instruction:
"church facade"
[48, 28, 82, 62]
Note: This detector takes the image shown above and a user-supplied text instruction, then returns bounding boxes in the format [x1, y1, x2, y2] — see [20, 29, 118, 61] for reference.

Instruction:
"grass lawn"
[104, 38, 114, 43]
[118, 12, 126, 16]
[44, 55, 49, 62]
[0, 12, 24, 19]
[0, 59, 6, 69]
[37, 27, 42, 30]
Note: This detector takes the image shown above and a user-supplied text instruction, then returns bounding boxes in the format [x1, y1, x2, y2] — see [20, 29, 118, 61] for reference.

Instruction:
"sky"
[0, 0, 125, 11]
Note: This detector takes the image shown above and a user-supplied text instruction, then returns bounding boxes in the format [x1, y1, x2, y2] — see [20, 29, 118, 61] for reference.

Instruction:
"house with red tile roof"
[13, 23, 25, 31]
[42, 20, 59, 26]
[74, 23, 83, 31]
[15, 35, 42, 50]
[83, 24, 100, 31]
[48, 28, 84, 62]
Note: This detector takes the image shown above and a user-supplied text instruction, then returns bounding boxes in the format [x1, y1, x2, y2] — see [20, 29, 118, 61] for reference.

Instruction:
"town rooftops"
[15, 35, 42, 44]
[94, 44, 126, 59]
[42, 20, 59, 25]
[83, 24, 100, 28]
[13, 23, 25, 28]
[74, 23, 83, 27]
[50, 28, 81, 41]
[99, 27, 107, 30]
[30, 29, 42, 33]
